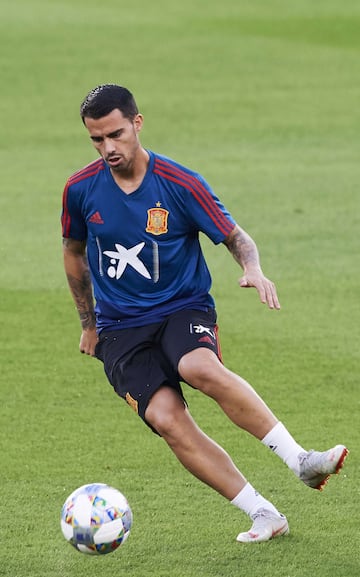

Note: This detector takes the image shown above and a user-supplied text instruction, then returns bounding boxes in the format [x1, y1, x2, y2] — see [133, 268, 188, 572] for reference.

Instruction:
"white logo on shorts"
[191, 324, 215, 339]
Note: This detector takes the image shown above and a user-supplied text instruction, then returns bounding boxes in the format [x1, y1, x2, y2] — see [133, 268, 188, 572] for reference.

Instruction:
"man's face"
[84, 108, 143, 173]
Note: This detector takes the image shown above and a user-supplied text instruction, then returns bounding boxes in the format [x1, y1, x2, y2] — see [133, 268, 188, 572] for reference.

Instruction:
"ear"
[134, 114, 144, 133]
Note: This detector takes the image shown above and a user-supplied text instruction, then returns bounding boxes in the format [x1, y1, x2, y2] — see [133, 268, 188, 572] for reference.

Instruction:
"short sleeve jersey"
[62, 151, 236, 331]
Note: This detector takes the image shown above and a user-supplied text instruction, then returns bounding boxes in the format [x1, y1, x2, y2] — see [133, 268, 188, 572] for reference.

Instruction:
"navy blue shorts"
[95, 308, 222, 428]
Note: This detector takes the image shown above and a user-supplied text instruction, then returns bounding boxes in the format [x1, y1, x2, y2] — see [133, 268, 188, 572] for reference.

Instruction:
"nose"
[103, 137, 116, 155]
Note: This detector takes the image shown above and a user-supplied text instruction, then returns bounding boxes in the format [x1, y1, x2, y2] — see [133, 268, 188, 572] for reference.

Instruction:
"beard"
[105, 141, 139, 174]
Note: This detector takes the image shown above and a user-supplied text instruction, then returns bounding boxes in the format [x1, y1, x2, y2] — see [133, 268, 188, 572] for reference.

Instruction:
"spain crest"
[146, 204, 169, 235]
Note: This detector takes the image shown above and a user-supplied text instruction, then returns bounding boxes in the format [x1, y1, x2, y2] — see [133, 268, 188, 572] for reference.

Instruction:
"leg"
[145, 385, 246, 499]
[178, 348, 348, 490]
[144, 385, 289, 542]
[178, 347, 277, 439]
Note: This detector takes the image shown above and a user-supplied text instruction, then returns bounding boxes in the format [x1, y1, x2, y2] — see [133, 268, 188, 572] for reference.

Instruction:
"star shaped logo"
[103, 242, 151, 280]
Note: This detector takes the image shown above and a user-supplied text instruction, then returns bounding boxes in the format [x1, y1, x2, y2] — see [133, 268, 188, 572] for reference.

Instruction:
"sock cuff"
[261, 421, 284, 446]
[231, 482, 279, 518]
[231, 482, 253, 507]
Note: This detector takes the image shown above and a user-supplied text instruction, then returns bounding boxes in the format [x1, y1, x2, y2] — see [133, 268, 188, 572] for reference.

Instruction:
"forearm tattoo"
[66, 265, 96, 329]
[224, 227, 260, 269]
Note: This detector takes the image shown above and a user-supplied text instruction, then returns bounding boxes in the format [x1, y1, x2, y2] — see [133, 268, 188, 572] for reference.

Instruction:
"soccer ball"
[60, 483, 133, 555]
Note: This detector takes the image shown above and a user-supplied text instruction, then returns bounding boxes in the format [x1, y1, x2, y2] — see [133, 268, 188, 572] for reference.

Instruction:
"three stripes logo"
[89, 211, 104, 224]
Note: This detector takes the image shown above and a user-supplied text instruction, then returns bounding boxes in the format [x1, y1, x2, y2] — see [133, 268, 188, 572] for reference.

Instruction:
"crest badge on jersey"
[146, 203, 169, 235]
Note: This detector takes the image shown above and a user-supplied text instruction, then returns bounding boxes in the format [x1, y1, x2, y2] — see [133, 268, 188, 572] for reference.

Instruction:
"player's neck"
[110, 147, 149, 195]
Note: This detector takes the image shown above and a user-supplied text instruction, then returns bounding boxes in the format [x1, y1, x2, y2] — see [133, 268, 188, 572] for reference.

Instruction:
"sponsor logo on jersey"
[103, 242, 151, 280]
[97, 240, 159, 282]
[146, 203, 169, 235]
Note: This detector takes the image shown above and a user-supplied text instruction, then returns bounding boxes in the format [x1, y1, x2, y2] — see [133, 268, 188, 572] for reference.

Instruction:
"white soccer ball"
[60, 483, 133, 555]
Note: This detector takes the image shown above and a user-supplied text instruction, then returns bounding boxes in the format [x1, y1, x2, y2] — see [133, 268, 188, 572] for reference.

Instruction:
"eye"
[90, 136, 103, 143]
[109, 130, 123, 139]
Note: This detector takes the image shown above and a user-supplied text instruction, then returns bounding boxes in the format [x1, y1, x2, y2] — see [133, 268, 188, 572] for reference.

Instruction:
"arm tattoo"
[66, 264, 96, 330]
[63, 238, 96, 329]
[62, 237, 74, 250]
[224, 226, 260, 269]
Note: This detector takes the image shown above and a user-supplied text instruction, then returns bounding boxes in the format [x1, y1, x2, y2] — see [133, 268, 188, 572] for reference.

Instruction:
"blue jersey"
[62, 151, 236, 330]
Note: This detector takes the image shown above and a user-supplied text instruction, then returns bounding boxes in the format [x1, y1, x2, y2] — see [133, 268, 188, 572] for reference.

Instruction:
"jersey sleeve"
[61, 180, 87, 240]
[184, 173, 236, 244]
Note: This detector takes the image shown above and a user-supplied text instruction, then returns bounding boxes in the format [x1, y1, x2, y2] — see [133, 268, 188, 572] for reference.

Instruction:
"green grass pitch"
[1, 0, 359, 575]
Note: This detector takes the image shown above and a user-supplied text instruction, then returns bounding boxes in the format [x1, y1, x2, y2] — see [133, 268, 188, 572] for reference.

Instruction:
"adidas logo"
[198, 336, 213, 345]
[89, 211, 104, 224]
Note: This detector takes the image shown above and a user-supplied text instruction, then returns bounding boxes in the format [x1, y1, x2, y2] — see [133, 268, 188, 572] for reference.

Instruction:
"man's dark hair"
[80, 84, 139, 123]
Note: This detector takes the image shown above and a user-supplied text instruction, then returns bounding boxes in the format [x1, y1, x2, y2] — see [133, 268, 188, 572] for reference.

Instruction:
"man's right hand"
[79, 327, 98, 356]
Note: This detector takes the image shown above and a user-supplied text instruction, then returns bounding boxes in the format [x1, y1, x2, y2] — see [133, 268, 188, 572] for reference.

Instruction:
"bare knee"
[145, 386, 187, 438]
[178, 349, 229, 395]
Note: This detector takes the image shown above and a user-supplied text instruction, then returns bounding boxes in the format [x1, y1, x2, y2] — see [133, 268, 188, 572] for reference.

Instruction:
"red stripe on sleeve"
[154, 160, 234, 237]
[67, 159, 104, 185]
[62, 160, 105, 237]
[61, 182, 71, 237]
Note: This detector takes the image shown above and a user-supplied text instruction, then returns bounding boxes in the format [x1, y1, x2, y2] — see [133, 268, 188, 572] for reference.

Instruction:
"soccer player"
[61, 84, 348, 543]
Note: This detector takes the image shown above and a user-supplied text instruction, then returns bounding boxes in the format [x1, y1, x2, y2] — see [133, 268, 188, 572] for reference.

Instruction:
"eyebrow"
[90, 128, 124, 142]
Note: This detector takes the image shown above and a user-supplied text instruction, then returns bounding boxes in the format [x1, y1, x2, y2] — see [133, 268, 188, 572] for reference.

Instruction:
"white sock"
[231, 482, 281, 518]
[261, 421, 305, 474]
